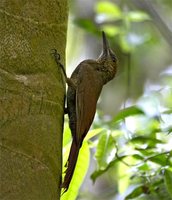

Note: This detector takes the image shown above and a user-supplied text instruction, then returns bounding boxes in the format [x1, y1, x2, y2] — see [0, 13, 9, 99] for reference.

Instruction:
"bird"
[52, 31, 118, 192]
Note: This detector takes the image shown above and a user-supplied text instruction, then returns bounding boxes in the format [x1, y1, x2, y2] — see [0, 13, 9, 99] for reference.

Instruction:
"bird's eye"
[109, 50, 117, 62]
[112, 56, 116, 62]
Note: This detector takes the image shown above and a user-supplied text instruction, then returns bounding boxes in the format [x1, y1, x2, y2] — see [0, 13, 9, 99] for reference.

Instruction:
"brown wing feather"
[76, 64, 103, 145]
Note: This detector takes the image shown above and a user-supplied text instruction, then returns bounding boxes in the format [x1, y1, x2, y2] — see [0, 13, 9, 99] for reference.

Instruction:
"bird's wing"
[75, 64, 103, 145]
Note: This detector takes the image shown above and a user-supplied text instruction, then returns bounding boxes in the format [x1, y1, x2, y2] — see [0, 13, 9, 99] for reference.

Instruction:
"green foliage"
[74, 19, 98, 34]
[90, 84, 172, 199]
[112, 106, 145, 123]
[61, 127, 90, 200]
[95, 1, 122, 19]
[125, 185, 148, 199]
[62, 80, 172, 199]
[126, 11, 150, 22]
[65, 1, 172, 199]
[165, 169, 172, 198]
[61, 126, 103, 199]
[75, 1, 150, 52]
[95, 132, 115, 169]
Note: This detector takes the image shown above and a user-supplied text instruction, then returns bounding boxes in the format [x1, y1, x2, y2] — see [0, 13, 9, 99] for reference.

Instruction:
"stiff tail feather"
[61, 140, 80, 193]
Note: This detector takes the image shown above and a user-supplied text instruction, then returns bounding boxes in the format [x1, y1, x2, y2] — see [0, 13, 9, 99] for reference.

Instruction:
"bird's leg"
[64, 107, 68, 114]
[51, 49, 76, 89]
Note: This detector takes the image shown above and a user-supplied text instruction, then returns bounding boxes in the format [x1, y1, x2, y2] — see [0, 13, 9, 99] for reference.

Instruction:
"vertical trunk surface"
[0, 1, 68, 199]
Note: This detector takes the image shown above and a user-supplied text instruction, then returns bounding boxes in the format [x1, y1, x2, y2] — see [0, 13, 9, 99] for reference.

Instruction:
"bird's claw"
[51, 49, 61, 61]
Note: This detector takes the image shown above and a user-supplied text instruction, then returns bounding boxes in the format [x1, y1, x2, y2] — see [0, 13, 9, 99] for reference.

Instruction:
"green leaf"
[127, 11, 150, 22]
[95, 1, 122, 18]
[112, 106, 145, 123]
[63, 124, 72, 146]
[162, 109, 172, 114]
[137, 163, 150, 171]
[148, 154, 169, 166]
[167, 127, 172, 134]
[74, 19, 98, 33]
[118, 161, 130, 193]
[125, 185, 148, 199]
[91, 159, 117, 182]
[135, 147, 155, 156]
[164, 169, 172, 198]
[95, 132, 115, 169]
[85, 128, 103, 141]
[102, 25, 120, 36]
[132, 154, 144, 160]
[91, 155, 126, 182]
[102, 25, 121, 37]
[61, 142, 90, 200]
[129, 136, 163, 147]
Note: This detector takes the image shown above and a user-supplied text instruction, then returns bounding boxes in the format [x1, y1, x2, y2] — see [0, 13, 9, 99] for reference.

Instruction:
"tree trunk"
[0, 1, 68, 200]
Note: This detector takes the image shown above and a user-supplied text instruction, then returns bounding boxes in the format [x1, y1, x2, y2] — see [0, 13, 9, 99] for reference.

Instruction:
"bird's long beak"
[97, 31, 116, 62]
[102, 31, 109, 56]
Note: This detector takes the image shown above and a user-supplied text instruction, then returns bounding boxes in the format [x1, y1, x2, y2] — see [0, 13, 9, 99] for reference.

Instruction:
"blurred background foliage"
[61, 0, 172, 200]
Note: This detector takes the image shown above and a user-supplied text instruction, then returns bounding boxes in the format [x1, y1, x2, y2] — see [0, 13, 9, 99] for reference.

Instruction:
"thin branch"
[115, 144, 171, 167]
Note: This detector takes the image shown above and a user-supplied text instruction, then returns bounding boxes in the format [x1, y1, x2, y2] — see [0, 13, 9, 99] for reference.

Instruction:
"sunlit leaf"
[102, 25, 120, 36]
[138, 163, 150, 171]
[95, 132, 115, 169]
[112, 106, 145, 123]
[85, 128, 103, 141]
[164, 169, 172, 198]
[127, 11, 150, 22]
[61, 142, 90, 200]
[63, 124, 72, 146]
[62, 142, 71, 169]
[95, 1, 122, 18]
[118, 161, 130, 193]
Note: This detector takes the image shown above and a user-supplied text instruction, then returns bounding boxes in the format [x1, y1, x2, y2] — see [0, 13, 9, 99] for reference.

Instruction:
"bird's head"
[97, 31, 118, 81]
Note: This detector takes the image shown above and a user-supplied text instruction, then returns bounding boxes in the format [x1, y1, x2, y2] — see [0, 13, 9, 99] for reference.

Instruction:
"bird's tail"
[61, 140, 80, 193]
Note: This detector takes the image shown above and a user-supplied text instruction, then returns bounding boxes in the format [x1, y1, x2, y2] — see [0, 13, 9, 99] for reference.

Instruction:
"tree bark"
[0, 1, 68, 200]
